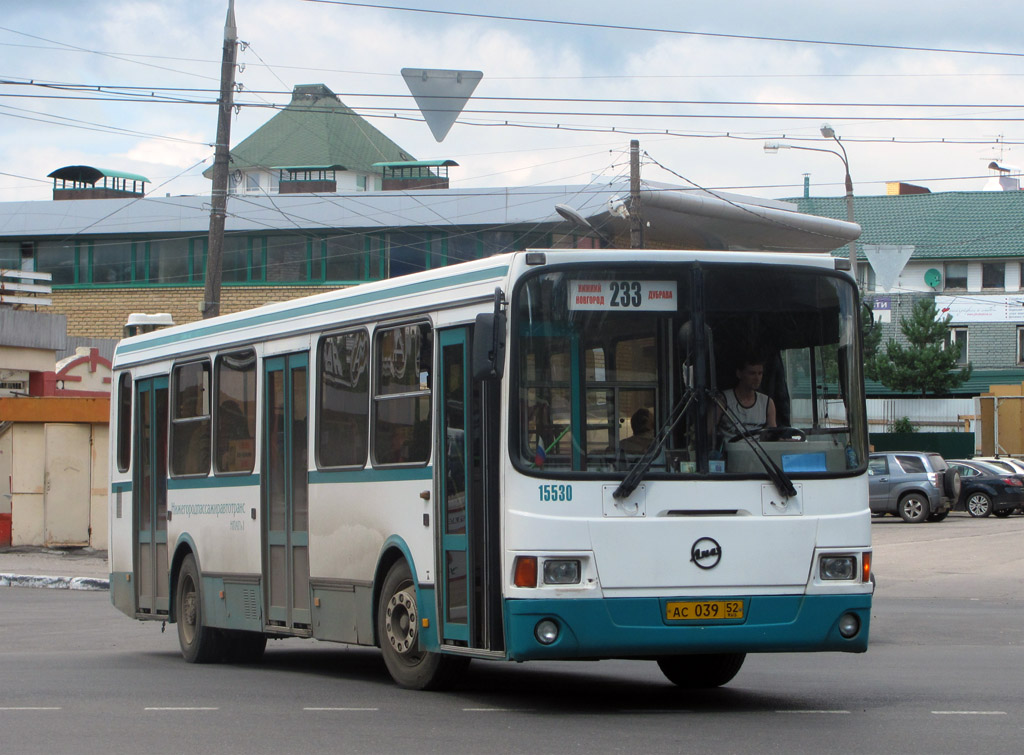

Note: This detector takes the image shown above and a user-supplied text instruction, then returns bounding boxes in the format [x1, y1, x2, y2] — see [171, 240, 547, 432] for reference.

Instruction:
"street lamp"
[765, 124, 857, 285]
[555, 203, 615, 247]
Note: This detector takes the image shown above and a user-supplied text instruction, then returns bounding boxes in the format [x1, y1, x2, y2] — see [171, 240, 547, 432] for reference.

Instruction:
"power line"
[299, 0, 1024, 59]
[7, 79, 1024, 110]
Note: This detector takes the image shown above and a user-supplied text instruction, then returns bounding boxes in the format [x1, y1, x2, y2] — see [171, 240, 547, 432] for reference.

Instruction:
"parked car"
[972, 456, 1024, 475]
[868, 452, 960, 523]
[945, 459, 1024, 518]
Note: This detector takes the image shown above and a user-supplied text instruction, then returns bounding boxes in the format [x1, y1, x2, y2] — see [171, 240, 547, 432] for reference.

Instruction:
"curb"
[0, 573, 110, 591]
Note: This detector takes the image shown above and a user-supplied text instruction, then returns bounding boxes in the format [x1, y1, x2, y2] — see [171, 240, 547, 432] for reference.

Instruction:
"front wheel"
[176, 553, 223, 663]
[657, 653, 746, 689]
[966, 492, 992, 518]
[377, 560, 468, 690]
[897, 493, 929, 523]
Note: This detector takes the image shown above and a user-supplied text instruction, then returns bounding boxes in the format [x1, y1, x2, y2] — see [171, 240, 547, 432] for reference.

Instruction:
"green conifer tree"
[868, 298, 972, 396]
[861, 301, 883, 382]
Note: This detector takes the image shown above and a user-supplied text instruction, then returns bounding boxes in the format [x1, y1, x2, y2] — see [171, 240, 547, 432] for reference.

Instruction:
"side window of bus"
[116, 372, 132, 473]
[373, 322, 432, 465]
[171, 361, 211, 476]
[214, 350, 256, 474]
[317, 328, 370, 468]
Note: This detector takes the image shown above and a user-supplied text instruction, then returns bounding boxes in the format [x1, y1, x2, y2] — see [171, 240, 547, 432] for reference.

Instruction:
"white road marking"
[0, 707, 62, 711]
[932, 711, 1006, 715]
[777, 710, 850, 714]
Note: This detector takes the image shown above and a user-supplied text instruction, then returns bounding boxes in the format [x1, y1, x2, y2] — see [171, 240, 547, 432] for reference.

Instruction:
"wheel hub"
[385, 587, 418, 654]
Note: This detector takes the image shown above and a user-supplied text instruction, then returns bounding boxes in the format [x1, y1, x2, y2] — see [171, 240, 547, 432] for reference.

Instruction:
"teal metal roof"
[372, 160, 459, 168]
[207, 84, 414, 178]
[790, 191, 1024, 260]
[48, 166, 150, 184]
[273, 164, 346, 171]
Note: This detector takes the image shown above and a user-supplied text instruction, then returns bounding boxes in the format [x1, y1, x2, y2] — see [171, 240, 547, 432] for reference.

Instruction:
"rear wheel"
[176, 554, 223, 663]
[927, 510, 949, 522]
[897, 493, 929, 523]
[657, 653, 746, 689]
[377, 560, 468, 690]
[966, 492, 992, 518]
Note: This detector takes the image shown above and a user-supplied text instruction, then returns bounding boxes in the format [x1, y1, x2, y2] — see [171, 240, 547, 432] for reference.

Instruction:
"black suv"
[868, 452, 960, 523]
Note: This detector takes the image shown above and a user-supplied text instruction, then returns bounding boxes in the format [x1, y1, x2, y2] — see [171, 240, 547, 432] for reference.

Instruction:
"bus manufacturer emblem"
[690, 537, 722, 570]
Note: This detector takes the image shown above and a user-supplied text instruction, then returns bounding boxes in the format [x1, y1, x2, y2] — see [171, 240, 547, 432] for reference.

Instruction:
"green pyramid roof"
[790, 191, 1024, 260]
[206, 84, 414, 178]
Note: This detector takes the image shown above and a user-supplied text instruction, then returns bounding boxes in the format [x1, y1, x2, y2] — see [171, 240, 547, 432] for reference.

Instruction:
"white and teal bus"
[109, 249, 872, 689]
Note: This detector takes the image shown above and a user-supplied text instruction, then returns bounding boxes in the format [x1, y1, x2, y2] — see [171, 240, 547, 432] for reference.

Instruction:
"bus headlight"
[820, 555, 856, 581]
[543, 559, 581, 585]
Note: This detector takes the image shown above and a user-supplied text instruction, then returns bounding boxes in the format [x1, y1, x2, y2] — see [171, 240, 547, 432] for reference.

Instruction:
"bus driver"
[716, 357, 777, 440]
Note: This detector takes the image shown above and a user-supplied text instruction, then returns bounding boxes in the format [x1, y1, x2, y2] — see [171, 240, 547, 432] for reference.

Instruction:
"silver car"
[868, 452, 960, 523]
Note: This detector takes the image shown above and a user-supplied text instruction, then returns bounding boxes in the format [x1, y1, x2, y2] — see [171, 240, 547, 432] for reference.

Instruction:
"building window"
[0, 241, 18, 269]
[246, 173, 260, 192]
[944, 262, 967, 290]
[266, 235, 308, 282]
[1018, 327, 1024, 365]
[387, 232, 433, 277]
[221, 235, 251, 282]
[148, 237, 192, 283]
[323, 234, 367, 281]
[982, 262, 1005, 290]
[946, 327, 968, 364]
[36, 240, 79, 284]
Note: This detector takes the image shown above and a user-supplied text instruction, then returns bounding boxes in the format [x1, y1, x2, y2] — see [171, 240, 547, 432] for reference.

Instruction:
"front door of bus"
[134, 376, 169, 616]
[262, 353, 311, 632]
[438, 327, 504, 651]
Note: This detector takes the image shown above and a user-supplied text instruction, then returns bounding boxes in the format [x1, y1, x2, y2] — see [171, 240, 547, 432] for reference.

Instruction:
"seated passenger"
[717, 357, 777, 440]
[620, 408, 655, 454]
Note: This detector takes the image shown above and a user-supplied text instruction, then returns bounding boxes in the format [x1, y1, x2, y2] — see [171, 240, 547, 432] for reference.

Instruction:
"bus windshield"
[513, 261, 866, 478]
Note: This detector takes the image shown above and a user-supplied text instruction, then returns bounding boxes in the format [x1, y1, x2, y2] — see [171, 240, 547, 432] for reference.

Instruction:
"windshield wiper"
[613, 387, 696, 500]
[710, 392, 797, 499]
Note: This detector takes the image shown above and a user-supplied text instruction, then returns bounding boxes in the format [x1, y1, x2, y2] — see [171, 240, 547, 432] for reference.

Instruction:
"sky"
[2, 0, 1024, 206]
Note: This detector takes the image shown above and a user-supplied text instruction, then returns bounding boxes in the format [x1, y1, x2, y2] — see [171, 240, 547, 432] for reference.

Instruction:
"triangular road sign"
[863, 244, 914, 292]
[402, 68, 482, 142]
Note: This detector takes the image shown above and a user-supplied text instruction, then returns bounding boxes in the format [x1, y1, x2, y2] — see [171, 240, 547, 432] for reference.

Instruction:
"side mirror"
[472, 311, 506, 381]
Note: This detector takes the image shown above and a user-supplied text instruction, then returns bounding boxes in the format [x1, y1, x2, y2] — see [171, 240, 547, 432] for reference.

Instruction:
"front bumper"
[505, 593, 871, 661]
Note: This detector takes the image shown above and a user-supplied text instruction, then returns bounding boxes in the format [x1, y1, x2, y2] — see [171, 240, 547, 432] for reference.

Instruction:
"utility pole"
[202, 0, 238, 319]
[629, 139, 643, 249]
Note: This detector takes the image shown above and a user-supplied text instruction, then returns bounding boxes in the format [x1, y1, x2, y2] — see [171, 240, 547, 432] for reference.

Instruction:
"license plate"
[665, 600, 744, 621]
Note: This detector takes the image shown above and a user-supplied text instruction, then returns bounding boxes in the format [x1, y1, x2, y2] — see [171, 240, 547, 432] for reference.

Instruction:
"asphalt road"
[1, 513, 1022, 755]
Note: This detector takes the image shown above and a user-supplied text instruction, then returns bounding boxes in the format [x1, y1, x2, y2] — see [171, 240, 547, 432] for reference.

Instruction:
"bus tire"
[377, 560, 468, 690]
[657, 653, 746, 689]
[175, 553, 223, 664]
[221, 630, 267, 663]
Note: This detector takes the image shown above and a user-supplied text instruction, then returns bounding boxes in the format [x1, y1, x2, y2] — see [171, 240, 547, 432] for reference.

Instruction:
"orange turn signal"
[862, 552, 872, 583]
[513, 556, 538, 588]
